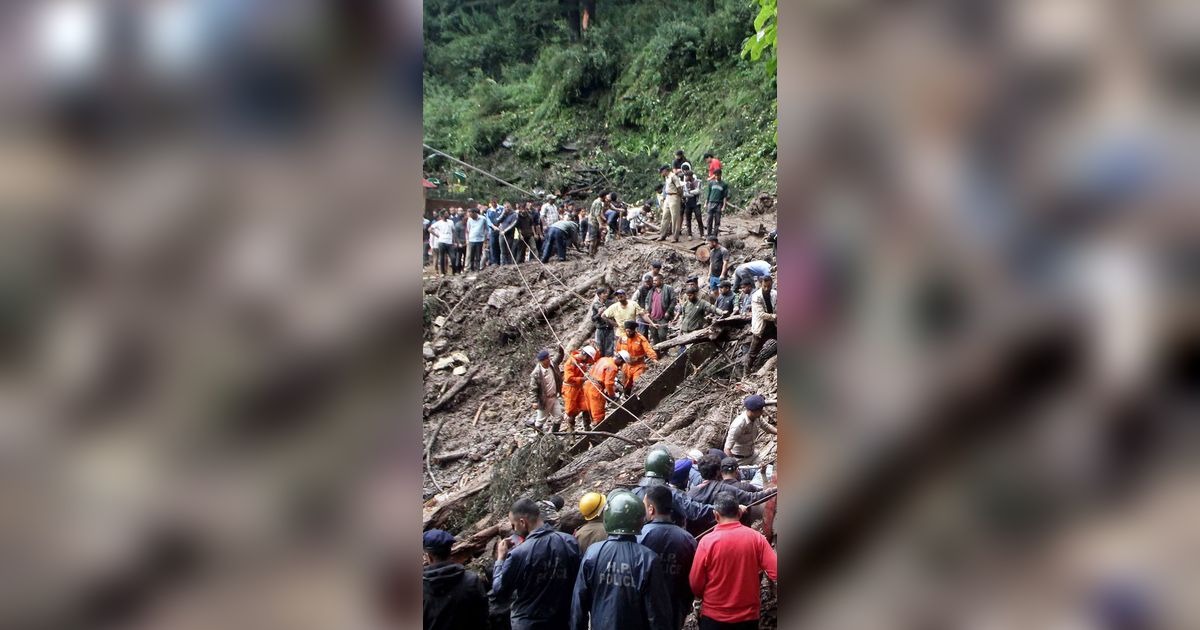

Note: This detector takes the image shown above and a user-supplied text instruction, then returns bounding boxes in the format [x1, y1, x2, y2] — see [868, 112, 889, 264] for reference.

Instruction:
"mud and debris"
[423, 208, 779, 627]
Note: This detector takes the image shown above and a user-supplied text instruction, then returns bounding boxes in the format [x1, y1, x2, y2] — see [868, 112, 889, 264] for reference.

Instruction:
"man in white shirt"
[744, 275, 777, 375]
[431, 211, 455, 277]
[657, 164, 684, 243]
[541, 195, 560, 227]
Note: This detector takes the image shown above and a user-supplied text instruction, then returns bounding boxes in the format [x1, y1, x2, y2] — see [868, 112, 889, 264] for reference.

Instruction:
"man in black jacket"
[685, 454, 773, 536]
[422, 529, 489, 630]
[590, 286, 615, 357]
[637, 484, 698, 630]
[570, 491, 673, 630]
[493, 498, 582, 630]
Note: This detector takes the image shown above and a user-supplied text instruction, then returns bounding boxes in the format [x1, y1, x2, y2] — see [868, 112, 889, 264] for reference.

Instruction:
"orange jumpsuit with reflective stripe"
[582, 357, 621, 424]
[616, 332, 658, 390]
[561, 350, 593, 417]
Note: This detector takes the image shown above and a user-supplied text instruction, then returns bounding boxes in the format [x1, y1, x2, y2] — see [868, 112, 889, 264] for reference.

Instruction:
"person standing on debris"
[674, 286, 724, 354]
[602, 289, 649, 333]
[570, 490, 673, 630]
[658, 165, 685, 242]
[744, 275, 777, 376]
[561, 345, 597, 432]
[707, 236, 730, 292]
[725, 395, 769, 466]
[542, 219, 582, 263]
[587, 192, 608, 257]
[703, 152, 722, 181]
[494, 497, 582, 630]
[616, 320, 658, 392]
[638, 484, 699, 630]
[515, 203, 536, 263]
[605, 194, 622, 243]
[631, 449, 715, 530]
[486, 200, 502, 267]
[733, 259, 772, 290]
[689, 492, 778, 630]
[633, 274, 655, 336]
[590, 287, 615, 357]
[682, 166, 704, 239]
[431, 210, 455, 277]
[720, 457, 765, 527]
[645, 275, 677, 346]
[528, 349, 563, 432]
[466, 207, 487, 272]
[714, 281, 736, 315]
[705, 169, 729, 237]
[582, 351, 625, 426]
[499, 204, 519, 265]
[423, 529, 489, 630]
[673, 150, 689, 172]
[451, 208, 467, 274]
[574, 492, 608, 553]
[541, 194, 560, 227]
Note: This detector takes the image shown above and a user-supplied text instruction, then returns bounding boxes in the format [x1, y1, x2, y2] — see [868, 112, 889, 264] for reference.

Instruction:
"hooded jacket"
[423, 561, 489, 630]
[570, 535, 673, 630]
[493, 524, 582, 630]
[685, 479, 772, 537]
[631, 477, 713, 528]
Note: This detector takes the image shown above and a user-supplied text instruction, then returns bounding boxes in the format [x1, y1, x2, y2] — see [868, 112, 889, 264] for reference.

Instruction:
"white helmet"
[617, 350, 631, 363]
[581, 346, 597, 359]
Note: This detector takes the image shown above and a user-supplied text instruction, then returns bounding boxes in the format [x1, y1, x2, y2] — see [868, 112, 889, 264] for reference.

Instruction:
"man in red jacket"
[688, 492, 777, 629]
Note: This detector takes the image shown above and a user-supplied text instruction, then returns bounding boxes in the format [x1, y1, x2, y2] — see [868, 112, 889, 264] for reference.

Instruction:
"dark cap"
[675, 150, 685, 157]
[744, 394, 766, 411]
[651, 261, 662, 268]
[720, 456, 740, 472]
[614, 289, 626, 295]
[686, 276, 699, 284]
[624, 320, 638, 329]
[685, 286, 698, 294]
[659, 164, 671, 172]
[537, 349, 550, 361]
[423, 529, 456, 555]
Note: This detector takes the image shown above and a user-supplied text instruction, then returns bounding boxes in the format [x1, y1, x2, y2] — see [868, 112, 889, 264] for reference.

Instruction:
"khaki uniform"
[661, 173, 684, 239]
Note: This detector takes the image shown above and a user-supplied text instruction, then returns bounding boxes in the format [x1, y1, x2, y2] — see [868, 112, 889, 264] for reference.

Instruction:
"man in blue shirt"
[493, 498, 581, 630]
[466, 207, 487, 271]
[486, 200, 503, 266]
[733, 259, 772, 290]
[637, 485, 698, 630]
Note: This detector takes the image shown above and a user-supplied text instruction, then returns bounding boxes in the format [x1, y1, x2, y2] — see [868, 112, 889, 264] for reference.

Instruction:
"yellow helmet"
[579, 492, 606, 521]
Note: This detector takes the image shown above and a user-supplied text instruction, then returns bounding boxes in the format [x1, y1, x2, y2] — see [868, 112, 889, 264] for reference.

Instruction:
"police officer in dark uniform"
[637, 484, 698, 630]
[570, 491, 673, 630]
[493, 497, 582, 630]
[630, 448, 714, 529]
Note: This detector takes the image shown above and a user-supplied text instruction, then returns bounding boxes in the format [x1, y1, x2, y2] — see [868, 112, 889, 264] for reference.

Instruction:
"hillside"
[422, 0, 777, 201]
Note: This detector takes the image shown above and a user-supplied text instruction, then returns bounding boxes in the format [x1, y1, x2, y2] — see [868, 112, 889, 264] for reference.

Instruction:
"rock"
[433, 357, 456, 371]
[452, 366, 468, 376]
[450, 351, 470, 365]
[432, 337, 450, 353]
[502, 135, 515, 149]
[434, 315, 447, 327]
[487, 287, 523, 310]
[423, 342, 435, 360]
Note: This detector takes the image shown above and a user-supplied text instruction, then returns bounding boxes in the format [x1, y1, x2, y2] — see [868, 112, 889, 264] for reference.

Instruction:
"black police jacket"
[570, 535, 673, 630]
[493, 524, 582, 630]
[637, 519, 699, 630]
[422, 561, 489, 630]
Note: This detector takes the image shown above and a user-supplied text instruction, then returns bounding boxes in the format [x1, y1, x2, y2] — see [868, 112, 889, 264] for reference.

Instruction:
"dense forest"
[423, 0, 777, 202]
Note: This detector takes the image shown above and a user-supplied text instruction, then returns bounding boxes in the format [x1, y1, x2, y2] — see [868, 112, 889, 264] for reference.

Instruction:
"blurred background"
[0, 0, 425, 628]
[775, 0, 1199, 628]
[2, 0, 1198, 629]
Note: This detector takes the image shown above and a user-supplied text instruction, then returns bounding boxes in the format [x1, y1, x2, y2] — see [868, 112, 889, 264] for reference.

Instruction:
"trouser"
[607, 216, 619, 242]
[709, 275, 721, 292]
[623, 361, 647, 390]
[744, 323, 777, 374]
[535, 397, 562, 430]
[706, 202, 722, 237]
[595, 327, 615, 357]
[648, 319, 669, 345]
[467, 241, 484, 270]
[562, 383, 587, 429]
[586, 222, 601, 256]
[660, 197, 682, 239]
[541, 227, 569, 262]
[522, 236, 536, 262]
[488, 232, 500, 265]
[684, 199, 704, 235]
[499, 234, 514, 264]
[512, 237, 526, 263]
[452, 244, 464, 273]
[735, 269, 760, 290]
[699, 616, 757, 630]
[583, 383, 608, 425]
[423, 240, 430, 265]
[436, 243, 451, 274]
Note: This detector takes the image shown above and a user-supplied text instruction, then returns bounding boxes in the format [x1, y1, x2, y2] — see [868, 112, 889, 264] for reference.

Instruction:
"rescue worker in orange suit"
[561, 345, 598, 432]
[583, 351, 626, 427]
[615, 320, 658, 392]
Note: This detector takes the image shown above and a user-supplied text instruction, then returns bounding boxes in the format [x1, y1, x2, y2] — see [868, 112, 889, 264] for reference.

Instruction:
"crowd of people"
[422, 152, 734, 275]
[423, 394, 778, 630]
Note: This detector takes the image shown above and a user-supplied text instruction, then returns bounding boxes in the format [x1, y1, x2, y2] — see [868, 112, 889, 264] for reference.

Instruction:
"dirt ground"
[422, 206, 779, 628]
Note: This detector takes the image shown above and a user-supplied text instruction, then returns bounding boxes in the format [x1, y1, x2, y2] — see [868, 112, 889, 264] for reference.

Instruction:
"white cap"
[581, 346, 597, 359]
[617, 350, 631, 362]
[688, 449, 704, 461]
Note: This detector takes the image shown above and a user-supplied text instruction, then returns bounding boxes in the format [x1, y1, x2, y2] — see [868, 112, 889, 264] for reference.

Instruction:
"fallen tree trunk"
[653, 316, 749, 351]
[432, 449, 481, 465]
[425, 367, 479, 415]
[515, 270, 606, 331]
[423, 473, 492, 530]
[550, 431, 646, 447]
[449, 522, 507, 564]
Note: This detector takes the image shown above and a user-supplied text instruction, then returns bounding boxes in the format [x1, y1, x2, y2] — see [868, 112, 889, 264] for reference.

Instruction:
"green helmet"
[603, 490, 646, 535]
[644, 449, 673, 479]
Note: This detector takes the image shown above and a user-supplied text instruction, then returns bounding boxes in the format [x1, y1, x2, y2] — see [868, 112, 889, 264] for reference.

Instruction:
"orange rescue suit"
[561, 350, 593, 416]
[583, 356, 621, 423]
[616, 332, 658, 390]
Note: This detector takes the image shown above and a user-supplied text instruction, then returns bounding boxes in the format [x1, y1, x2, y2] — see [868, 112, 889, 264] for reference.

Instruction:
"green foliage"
[424, 0, 777, 201]
[741, 0, 777, 76]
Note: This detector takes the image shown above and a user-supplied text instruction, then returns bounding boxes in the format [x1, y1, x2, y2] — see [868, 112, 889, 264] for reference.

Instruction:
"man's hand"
[739, 505, 748, 517]
[496, 538, 511, 561]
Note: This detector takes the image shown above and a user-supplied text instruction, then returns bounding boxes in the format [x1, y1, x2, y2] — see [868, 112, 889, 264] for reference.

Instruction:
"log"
[550, 431, 646, 447]
[425, 367, 479, 414]
[433, 449, 480, 465]
[449, 522, 506, 563]
[652, 316, 749, 351]
[423, 473, 492, 530]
